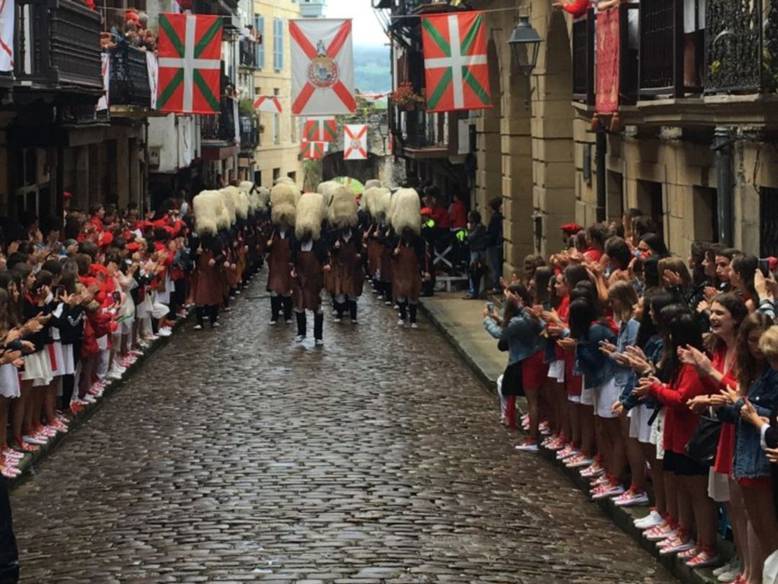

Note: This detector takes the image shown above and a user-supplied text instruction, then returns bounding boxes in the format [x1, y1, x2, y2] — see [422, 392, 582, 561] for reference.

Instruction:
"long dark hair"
[564, 263, 591, 290]
[532, 266, 553, 306]
[569, 296, 597, 340]
[708, 292, 748, 353]
[736, 312, 773, 390]
[662, 310, 703, 383]
[636, 290, 672, 349]
[502, 283, 532, 324]
[641, 233, 670, 258]
[731, 254, 759, 302]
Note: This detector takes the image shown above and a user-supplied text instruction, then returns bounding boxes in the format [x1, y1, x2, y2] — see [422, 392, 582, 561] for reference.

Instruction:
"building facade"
[252, 0, 303, 188]
[383, 0, 778, 280]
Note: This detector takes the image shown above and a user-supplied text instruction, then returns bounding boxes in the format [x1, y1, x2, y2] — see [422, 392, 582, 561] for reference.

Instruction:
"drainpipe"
[595, 126, 606, 223]
[713, 126, 733, 246]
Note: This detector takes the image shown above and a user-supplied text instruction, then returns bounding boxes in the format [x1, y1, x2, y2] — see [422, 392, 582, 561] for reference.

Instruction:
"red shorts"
[522, 350, 548, 391]
[564, 352, 582, 397]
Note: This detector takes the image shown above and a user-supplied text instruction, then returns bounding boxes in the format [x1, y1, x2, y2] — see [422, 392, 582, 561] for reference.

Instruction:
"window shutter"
[255, 16, 264, 69]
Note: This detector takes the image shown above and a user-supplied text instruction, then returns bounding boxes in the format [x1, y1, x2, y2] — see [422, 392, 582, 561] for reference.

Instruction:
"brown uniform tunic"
[292, 240, 325, 312]
[193, 250, 223, 307]
[267, 230, 293, 296]
[330, 229, 364, 298]
[392, 240, 424, 301]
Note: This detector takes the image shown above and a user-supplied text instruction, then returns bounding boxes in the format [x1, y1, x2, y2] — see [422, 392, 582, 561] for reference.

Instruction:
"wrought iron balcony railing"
[239, 38, 257, 68]
[239, 115, 258, 150]
[15, 0, 102, 92]
[639, 0, 685, 97]
[201, 97, 237, 143]
[572, 10, 595, 104]
[107, 44, 151, 108]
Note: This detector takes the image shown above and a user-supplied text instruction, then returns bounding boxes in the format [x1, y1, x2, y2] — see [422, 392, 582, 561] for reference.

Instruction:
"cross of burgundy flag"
[290, 19, 356, 116]
[304, 117, 337, 142]
[421, 11, 491, 112]
[301, 140, 329, 160]
[343, 124, 367, 160]
[157, 13, 223, 114]
[254, 96, 283, 113]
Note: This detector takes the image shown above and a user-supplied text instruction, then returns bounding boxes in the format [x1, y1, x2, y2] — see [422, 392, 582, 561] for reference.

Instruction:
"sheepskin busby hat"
[193, 190, 224, 235]
[390, 188, 421, 235]
[329, 185, 358, 228]
[220, 186, 240, 226]
[295, 192, 325, 241]
[365, 179, 382, 189]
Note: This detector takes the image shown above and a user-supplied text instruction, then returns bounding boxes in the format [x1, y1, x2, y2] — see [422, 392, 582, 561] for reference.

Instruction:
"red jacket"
[649, 364, 708, 455]
[81, 310, 112, 358]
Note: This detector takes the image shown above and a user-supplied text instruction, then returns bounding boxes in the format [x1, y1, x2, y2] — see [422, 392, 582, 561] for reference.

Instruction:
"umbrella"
[332, 176, 365, 195]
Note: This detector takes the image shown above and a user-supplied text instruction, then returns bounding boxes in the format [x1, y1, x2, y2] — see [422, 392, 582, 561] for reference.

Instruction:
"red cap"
[560, 222, 583, 235]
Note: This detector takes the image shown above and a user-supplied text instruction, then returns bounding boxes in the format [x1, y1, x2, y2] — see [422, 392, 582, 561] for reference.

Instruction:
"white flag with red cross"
[290, 19, 355, 116]
[0, 0, 14, 72]
[253, 95, 283, 113]
[343, 124, 367, 160]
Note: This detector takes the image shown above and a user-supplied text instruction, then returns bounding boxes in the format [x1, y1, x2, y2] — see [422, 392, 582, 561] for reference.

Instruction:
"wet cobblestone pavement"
[10, 278, 674, 583]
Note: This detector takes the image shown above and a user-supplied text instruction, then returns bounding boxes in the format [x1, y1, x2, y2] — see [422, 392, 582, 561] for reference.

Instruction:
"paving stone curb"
[7, 314, 190, 491]
[419, 298, 725, 584]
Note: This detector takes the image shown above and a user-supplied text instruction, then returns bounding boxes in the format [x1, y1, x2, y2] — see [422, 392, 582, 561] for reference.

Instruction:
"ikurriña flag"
[290, 18, 356, 116]
[157, 13, 223, 114]
[304, 117, 337, 142]
[420, 11, 491, 113]
[301, 140, 329, 160]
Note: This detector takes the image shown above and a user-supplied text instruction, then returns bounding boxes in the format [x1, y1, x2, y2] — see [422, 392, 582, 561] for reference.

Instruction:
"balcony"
[572, 10, 595, 104]
[397, 109, 455, 159]
[108, 44, 151, 109]
[239, 38, 257, 68]
[639, 0, 683, 97]
[239, 115, 258, 150]
[300, 0, 326, 18]
[15, 0, 102, 95]
[201, 96, 241, 161]
[705, 0, 778, 94]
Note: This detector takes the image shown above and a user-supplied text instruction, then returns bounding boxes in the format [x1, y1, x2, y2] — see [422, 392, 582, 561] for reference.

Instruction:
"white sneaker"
[193, 324, 203, 330]
[634, 510, 664, 529]
[157, 327, 172, 337]
[515, 441, 539, 452]
[315, 339, 324, 346]
[397, 319, 406, 327]
[410, 323, 419, 329]
[333, 317, 342, 323]
[295, 335, 305, 343]
[713, 559, 737, 577]
[718, 562, 742, 582]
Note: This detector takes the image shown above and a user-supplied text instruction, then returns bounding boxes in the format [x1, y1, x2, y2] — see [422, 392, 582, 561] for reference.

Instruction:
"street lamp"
[508, 16, 542, 76]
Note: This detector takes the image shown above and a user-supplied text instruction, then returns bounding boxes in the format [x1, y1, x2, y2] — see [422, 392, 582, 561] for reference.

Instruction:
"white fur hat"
[329, 185, 358, 228]
[390, 188, 421, 235]
[364, 186, 390, 220]
[365, 179, 382, 189]
[220, 186, 240, 226]
[295, 192, 325, 240]
[193, 190, 224, 235]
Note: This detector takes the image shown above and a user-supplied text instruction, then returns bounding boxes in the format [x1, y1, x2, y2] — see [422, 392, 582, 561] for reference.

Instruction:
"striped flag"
[253, 95, 283, 113]
[303, 117, 337, 142]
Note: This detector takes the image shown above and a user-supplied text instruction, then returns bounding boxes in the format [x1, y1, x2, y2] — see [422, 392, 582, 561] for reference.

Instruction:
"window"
[606, 171, 624, 221]
[636, 180, 665, 237]
[761, 188, 778, 257]
[273, 88, 280, 144]
[291, 115, 297, 142]
[273, 18, 284, 71]
[288, 171, 296, 183]
[273, 168, 280, 183]
[254, 170, 262, 186]
[255, 16, 265, 69]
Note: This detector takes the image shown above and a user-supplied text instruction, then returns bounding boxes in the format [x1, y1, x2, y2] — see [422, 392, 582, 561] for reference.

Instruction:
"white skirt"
[22, 349, 53, 386]
[547, 359, 565, 383]
[47, 341, 66, 378]
[592, 378, 620, 418]
[650, 409, 666, 460]
[60, 343, 76, 376]
[0, 363, 20, 398]
[708, 469, 731, 503]
[628, 403, 654, 444]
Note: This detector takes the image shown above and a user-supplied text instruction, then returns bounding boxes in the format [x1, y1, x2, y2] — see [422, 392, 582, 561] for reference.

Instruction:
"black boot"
[398, 301, 408, 324]
[349, 300, 358, 323]
[209, 305, 219, 328]
[283, 297, 293, 323]
[295, 311, 306, 340]
[314, 312, 324, 345]
[334, 302, 344, 322]
[196, 306, 206, 329]
[409, 303, 418, 327]
[270, 296, 281, 324]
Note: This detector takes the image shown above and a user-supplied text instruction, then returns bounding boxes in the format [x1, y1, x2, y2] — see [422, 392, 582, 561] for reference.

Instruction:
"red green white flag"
[157, 13, 223, 114]
[343, 124, 367, 160]
[254, 96, 283, 113]
[301, 140, 329, 160]
[304, 117, 337, 142]
[420, 11, 491, 112]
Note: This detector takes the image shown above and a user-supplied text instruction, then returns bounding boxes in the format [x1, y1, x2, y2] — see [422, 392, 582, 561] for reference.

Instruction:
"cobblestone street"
[10, 280, 674, 583]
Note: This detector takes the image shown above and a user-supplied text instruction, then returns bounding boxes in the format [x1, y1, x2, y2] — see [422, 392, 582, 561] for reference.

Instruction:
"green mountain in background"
[353, 45, 391, 93]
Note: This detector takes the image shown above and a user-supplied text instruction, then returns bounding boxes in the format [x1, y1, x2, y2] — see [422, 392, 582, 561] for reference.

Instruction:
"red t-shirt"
[449, 201, 467, 230]
[650, 364, 708, 455]
[708, 347, 737, 474]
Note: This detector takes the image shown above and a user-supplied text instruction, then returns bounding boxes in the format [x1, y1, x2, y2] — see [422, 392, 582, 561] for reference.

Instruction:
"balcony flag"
[304, 117, 337, 142]
[254, 96, 283, 113]
[301, 140, 329, 160]
[420, 11, 491, 113]
[595, 7, 619, 115]
[290, 18, 356, 115]
[0, 0, 13, 72]
[343, 124, 367, 160]
[157, 13, 223, 114]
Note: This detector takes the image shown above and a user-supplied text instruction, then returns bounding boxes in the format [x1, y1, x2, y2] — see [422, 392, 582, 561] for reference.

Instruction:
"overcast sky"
[326, 0, 389, 47]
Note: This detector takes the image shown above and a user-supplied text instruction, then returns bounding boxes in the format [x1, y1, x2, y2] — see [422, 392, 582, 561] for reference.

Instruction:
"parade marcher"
[363, 186, 392, 304]
[328, 186, 363, 324]
[266, 183, 298, 325]
[291, 193, 329, 345]
[191, 190, 226, 330]
[389, 188, 429, 329]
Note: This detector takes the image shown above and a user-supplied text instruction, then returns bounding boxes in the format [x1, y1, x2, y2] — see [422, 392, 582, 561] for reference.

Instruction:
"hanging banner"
[97, 52, 110, 112]
[146, 51, 159, 109]
[304, 117, 337, 142]
[301, 140, 329, 160]
[595, 7, 620, 115]
[0, 0, 14, 72]
[253, 95, 283, 113]
[157, 13, 223, 114]
[343, 124, 367, 160]
[290, 18, 356, 115]
[421, 11, 491, 113]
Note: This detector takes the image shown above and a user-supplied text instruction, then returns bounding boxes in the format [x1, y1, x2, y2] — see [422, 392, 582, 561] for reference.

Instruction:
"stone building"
[382, 0, 778, 279]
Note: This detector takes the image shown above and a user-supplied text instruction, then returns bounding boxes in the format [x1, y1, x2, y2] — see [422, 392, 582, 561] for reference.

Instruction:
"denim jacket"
[576, 322, 617, 389]
[613, 319, 639, 389]
[484, 309, 544, 366]
[719, 368, 778, 479]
